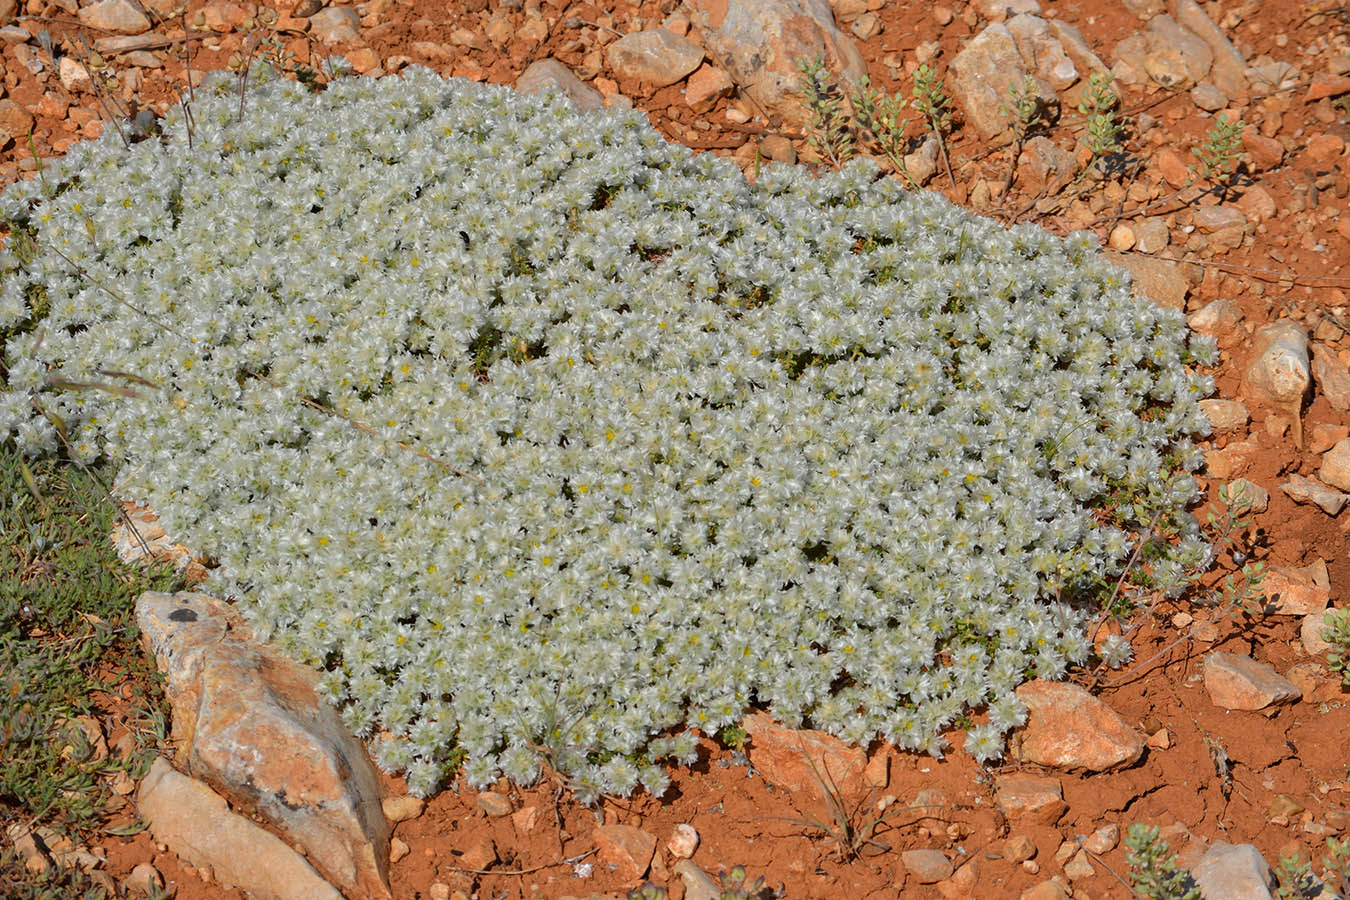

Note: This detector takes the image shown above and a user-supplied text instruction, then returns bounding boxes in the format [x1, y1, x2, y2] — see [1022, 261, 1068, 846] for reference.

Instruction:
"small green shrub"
[1124, 823, 1201, 900]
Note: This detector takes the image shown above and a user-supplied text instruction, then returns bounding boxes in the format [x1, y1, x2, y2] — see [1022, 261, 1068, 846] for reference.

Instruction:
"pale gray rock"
[951, 22, 1052, 141]
[515, 59, 605, 112]
[1017, 136, 1075, 193]
[1006, 14, 1077, 90]
[309, 5, 359, 44]
[1191, 81, 1229, 111]
[973, 0, 1040, 21]
[904, 134, 940, 185]
[901, 848, 954, 883]
[1302, 609, 1335, 657]
[137, 591, 391, 900]
[1111, 33, 1150, 86]
[994, 773, 1067, 825]
[77, 0, 152, 35]
[138, 757, 344, 900]
[1226, 478, 1269, 513]
[1134, 216, 1170, 253]
[1120, 0, 1163, 18]
[1190, 841, 1277, 900]
[1191, 205, 1247, 249]
[1280, 474, 1350, 515]
[1145, 14, 1213, 89]
[1242, 321, 1310, 442]
[674, 859, 722, 900]
[1173, 0, 1249, 98]
[1198, 398, 1249, 432]
[1047, 19, 1108, 78]
[1203, 652, 1301, 710]
[685, 0, 866, 127]
[1187, 298, 1244, 347]
[606, 28, 704, 87]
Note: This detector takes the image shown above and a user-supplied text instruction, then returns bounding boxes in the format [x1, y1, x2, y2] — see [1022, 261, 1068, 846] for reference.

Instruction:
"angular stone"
[973, 0, 1040, 21]
[1259, 560, 1330, 616]
[595, 824, 657, 882]
[667, 823, 699, 859]
[1226, 478, 1269, 513]
[1242, 321, 1310, 441]
[59, 57, 92, 92]
[1321, 439, 1350, 492]
[1022, 880, 1074, 900]
[1203, 652, 1301, 710]
[1191, 205, 1247, 249]
[1280, 474, 1350, 515]
[1190, 841, 1278, 900]
[1242, 132, 1285, 170]
[0, 98, 35, 148]
[684, 63, 734, 110]
[1191, 81, 1228, 111]
[1172, 0, 1249, 98]
[381, 795, 424, 824]
[1236, 183, 1277, 221]
[901, 848, 954, 883]
[1012, 680, 1144, 772]
[309, 5, 359, 44]
[137, 591, 390, 900]
[993, 772, 1067, 825]
[1111, 33, 1150, 86]
[674, 859, 722, 900]
[77, 0, 152, 34]
[1301, 609, 1335, 657]
[515, 59, 605, 113]
[740, 711, 865, 794]
[476, 791, 514, 817]
[1145, 14, 1213, 89]
[1135, 216, 1170, 253]
[1199, 399, 1249, 432]
[1103, 250, 1187, 310]
[137, 757, 343, 900]
[606, 28, 704, 87]
[1188, 298, 1244, 346]
[685, 0, 866, 127]
[951, 23, 1050, 141]
[1006, 14, 1076, 90]
[1047, 20, 1108, 78]
[1017, 136, 1076, 194]
[1204, 436, 1260, 480]
[1309, 423, 1350, 455]
[1312, 343, 1350, 412]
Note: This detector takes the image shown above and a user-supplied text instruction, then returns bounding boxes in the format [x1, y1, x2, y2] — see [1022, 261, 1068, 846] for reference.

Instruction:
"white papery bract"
[0, 64, 1214, 796]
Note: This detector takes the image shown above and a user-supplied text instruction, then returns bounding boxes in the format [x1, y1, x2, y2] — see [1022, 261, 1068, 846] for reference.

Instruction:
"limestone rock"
[1191, 205, 1247, 249]
[1311, 343, 1350, 412]
[1241, 321, 1310, 444]
[1103, 250, 1187, 310]
[137, 591, 391, 900]
[684, 62, 734, 111]
[674, 859, 722, 900]
[594, 824, 657, 881]
[0, 98, 34, 147]
[685, 0, 866, 127]
[309, 5, 359, 43]
[1226, 478, 1269, 513]
[1190, 841, 1278, 900]
[137, 757, 344, 900]
[1301, 609, 1335, 657]
[740, 710, 865, 794]
[1188, 298, 1244, 346]
[1047, 20, 1108, 78]
[1012, 680, 1144, 772]
[666, 824, 699, 859]
[381, 795, 424, 824]
[1006, 14, 1077, 90]
[1191, 81, 1228, 111]
[59, 57, 92, 92]
[951, 23, 1053, 141]
[973, 0, 1040, 21]
[993, 772, 1067, 825]
[606, 28, 704, 87]
[1203, 652, 1301, 710]
[1242, 132, 1284, 170]
[1198, 399, 1249, 432]
[1280, 474, 1350, 515]
[515, 59, 604, 112]
[1321, 439, 1350, 492]
[901, 848, 954, 883]
[1172, 0, 1249, 98]
[1236, 183, 1277, 221]
[112, 501, 210, 583]
[1259, 559, 1330, 616]
[1144, 14, 1212, 89]
[77, 0, 152, 34]
[1017, 136, 1076, 194]
[1022, 880, 1074, 900]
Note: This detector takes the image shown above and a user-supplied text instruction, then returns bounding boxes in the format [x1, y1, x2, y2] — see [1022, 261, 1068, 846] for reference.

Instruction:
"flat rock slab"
[1203, 652, 1301, 710]
[740, 711, 865, 794]
[1012, 680, 1144, 772]
[137, 756, 343, 900]
[137, 591, 390, 899]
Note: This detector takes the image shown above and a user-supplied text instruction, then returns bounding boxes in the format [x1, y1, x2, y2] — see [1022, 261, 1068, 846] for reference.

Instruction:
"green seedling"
[796, 56, 855, 168]
[911, 62, 956, 189]
[1124, 823, 1201, 900]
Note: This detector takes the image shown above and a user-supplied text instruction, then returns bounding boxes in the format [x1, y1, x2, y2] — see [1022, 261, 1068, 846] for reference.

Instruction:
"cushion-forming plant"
[0, 65, 1215, 798]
